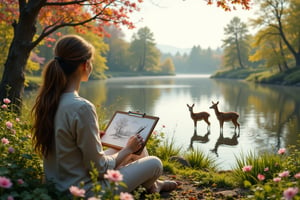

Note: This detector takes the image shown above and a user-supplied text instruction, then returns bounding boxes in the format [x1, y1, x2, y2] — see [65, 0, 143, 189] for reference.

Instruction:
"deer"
[209, 101, 240, 133]
[187, 104, 210, 131]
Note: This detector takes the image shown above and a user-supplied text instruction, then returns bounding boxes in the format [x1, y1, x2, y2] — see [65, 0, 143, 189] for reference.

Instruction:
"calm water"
[27, 74, 300, 170]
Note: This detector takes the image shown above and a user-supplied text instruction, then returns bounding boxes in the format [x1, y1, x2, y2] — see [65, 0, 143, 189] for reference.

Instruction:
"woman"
[32, 35, 177, 198]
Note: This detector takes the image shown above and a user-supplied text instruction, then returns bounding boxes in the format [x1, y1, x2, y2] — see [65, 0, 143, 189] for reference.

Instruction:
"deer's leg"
[232, 119, 237, 131]
[194, 120, 197, 131]
[204, 118, 210, 126]
[219, 120, 223, 133]
[232, 119, 240, 132]
[204, 118, 210, 131]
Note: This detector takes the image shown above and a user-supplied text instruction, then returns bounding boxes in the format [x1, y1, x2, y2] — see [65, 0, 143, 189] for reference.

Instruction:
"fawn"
[187, 104, 210, 130]
[209, 101, 240, 133]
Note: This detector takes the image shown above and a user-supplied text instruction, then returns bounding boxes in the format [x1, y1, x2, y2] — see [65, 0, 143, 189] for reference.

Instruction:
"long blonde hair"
[32, 35, 94, 157]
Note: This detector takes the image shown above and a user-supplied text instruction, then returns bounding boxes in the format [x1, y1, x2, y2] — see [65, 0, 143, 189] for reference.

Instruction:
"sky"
[123, 0, 257, 49]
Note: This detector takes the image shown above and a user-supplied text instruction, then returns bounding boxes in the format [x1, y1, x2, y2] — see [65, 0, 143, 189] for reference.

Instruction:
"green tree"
[222, 17, 251, 69]
[160, 58, 175, 75]
[129, 27, 160, 72]
[188, 45, 202, 72]
[104, 26, 131, 72]
[249, 27, 290, 71]
[251, 0, 300, 69]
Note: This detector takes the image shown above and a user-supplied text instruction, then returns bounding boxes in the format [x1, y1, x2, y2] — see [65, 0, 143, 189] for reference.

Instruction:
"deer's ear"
[217, 101, 219, 104]
[192, 103, 194, 106]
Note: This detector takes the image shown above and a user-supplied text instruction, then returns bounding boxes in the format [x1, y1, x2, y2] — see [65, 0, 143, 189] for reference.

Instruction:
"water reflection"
[189, 130, 211, 150]
[210, 131, 240, 157]
[212, 79, 300, 152]
[24, 75, 300, 169]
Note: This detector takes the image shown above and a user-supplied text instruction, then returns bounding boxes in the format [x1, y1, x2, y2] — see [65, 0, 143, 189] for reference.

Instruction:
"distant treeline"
[161, 46, 222, 74]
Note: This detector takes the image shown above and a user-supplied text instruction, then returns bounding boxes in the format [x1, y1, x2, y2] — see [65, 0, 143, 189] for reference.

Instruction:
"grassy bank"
[211, 67, 300, 86]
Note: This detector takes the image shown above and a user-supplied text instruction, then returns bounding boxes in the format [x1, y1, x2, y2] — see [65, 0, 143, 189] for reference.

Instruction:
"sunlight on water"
[25, 75, 300, 170]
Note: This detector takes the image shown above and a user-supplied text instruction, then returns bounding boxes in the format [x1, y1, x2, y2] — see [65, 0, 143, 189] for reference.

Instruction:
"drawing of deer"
[189, 130, 211, 150]
[209, 101, 240, 133]
[187, 104, 210, 130]
[210, 132, 240, 157]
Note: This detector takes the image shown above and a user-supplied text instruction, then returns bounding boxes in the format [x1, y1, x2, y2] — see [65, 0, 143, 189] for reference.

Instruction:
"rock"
[169, 156, 191, 167]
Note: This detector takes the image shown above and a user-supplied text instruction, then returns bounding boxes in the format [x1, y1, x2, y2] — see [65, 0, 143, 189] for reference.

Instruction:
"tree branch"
[45, 0, 87, 6]
[31, 2, 114, 47]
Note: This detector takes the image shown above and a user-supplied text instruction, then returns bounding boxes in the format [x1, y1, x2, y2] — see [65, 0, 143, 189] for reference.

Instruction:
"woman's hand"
[125, 133, 144, 154]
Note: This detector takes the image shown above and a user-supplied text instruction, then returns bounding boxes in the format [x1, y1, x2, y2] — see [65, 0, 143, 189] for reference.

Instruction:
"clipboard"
[101, 111, 159, 155]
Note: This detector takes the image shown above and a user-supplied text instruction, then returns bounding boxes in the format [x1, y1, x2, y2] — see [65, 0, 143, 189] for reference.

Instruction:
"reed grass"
[154, 135, 181, 161]
[184, 148, 218, 171]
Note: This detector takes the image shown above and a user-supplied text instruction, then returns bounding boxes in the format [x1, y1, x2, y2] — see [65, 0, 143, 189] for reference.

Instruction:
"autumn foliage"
[207, 0, 251, 11]
[0, 0, 142, 40]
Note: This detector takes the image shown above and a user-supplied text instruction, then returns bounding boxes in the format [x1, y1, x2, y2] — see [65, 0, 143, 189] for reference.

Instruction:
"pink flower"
[1, 104, 7, 109]
[104, 169, 123, 182]
[7, 196, 14, 200]
[273, 177, 281, 182]
[3, 98, 11, 104]
[257, 174, 265, 181]
[0, 176, 13, 188]
[17, 179, 24, 185]
[264, 167, 269, 172]
[15, 118, 20, 122]
[279, 171, 290, 178]
[294, 173, 300, 179]
[1, 138, 9, 145]
[242, 165, 252, 172]
[87, 198, 100, 200]
[278, 148, 286, 155]
[283, 187, 298, 200]
[6, 121, 13, 129]
[120, 192, 134, 200]
[69, 186, 85, 197]
[8, 147, 15, 153]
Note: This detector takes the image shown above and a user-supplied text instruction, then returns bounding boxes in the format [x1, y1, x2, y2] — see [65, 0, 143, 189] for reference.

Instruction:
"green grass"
[183, 148, 218, 171]
[212, 66, 300, 86]
[154, 136, 182, 161]
[232, 151, 284, 186]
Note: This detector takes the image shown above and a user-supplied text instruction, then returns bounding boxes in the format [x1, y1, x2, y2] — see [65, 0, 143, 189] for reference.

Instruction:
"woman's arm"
[110, 134, 144, 168]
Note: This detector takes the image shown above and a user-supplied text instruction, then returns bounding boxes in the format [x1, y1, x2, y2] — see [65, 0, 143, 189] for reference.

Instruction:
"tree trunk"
[235, 34, 244, 69]
[0, 1, 40, 113]
[0, 40, 31, 112]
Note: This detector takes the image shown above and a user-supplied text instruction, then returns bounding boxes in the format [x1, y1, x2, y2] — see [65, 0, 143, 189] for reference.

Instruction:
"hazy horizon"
[122, 0, 257, 49]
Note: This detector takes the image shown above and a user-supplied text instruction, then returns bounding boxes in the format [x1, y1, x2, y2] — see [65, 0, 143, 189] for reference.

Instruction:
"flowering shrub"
[0, 98, 65, 200]
[234, 146, 300, 199]
[69, 164, 133, 200]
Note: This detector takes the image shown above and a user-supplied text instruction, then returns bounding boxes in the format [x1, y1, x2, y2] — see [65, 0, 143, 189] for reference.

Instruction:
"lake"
[27, 74, 300, 170]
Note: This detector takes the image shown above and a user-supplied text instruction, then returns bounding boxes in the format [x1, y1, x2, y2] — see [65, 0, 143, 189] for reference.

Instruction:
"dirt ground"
[158, 174, 249, 200]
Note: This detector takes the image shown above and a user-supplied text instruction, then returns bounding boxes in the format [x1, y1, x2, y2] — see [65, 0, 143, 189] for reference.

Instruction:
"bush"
[0, 98, 66, 200]
[233, 147, 300, 199]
